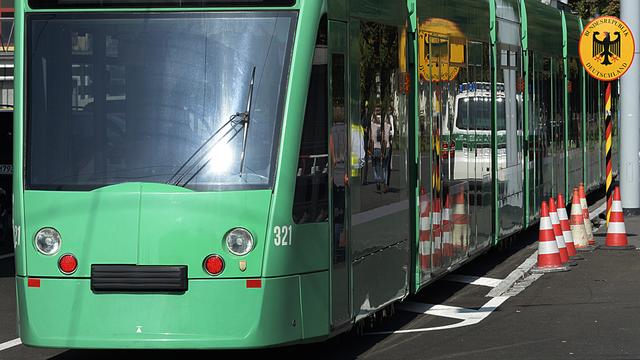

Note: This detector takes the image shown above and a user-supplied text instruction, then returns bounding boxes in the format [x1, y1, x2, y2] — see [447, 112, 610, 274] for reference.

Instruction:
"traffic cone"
[557, 193, 581, 259]
[602, 186, 635, 250]
[571, 188, 594, 252]
[549, 197, 572, 265]
[452, 191, 468, 256]
[442, 194, 453, 257]
[579, 184, 595, 246]
[419, 188, 432, 270]
[432, 196, 442, 268]
[533, 201, 569, 273]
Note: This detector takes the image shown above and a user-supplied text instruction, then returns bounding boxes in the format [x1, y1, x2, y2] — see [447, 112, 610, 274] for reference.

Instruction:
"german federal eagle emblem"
[580, 16, 634, 84]
[592, 31, 621, 66]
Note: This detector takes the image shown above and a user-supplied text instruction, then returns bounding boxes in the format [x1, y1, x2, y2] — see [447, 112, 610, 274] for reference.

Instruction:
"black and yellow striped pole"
[605, 83, 613, 224]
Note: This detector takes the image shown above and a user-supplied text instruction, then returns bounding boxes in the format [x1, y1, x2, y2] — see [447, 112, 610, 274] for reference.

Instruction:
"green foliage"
[359, 22, 399, 116]
[568, 0, 620, 19]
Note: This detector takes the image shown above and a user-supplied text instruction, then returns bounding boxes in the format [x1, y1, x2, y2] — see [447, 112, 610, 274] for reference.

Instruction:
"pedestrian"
[369, 106, 384, 192]
[385, 105, 395, 188]
[362, 101, 370, 185]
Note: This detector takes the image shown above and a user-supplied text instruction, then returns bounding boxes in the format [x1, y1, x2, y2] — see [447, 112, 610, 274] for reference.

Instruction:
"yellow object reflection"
[418, 18, 466, 82]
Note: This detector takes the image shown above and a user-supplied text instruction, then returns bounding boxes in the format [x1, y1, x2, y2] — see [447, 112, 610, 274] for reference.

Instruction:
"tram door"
[328, 20, 351, 329]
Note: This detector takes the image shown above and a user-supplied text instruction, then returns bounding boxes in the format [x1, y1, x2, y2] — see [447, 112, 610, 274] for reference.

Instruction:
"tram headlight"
[225, 228, 254, 256]
[34, 227, 61, 256]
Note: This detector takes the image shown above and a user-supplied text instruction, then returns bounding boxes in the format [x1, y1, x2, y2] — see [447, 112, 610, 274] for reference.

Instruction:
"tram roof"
[564, 12, 582, 58]
[525, 0, 564, 56]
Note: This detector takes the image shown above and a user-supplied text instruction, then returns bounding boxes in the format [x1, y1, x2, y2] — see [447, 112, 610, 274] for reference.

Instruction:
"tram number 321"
[273, 225, 293, 246]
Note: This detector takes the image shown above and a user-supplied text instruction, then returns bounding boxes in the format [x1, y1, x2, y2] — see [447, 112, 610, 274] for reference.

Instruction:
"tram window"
[568, 58, 580, 147]
[555, 59, 564, 143]
[292, 16, 328, 224]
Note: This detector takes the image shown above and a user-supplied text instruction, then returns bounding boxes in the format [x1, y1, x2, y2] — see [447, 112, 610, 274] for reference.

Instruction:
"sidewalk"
[490, 213, 640, 359]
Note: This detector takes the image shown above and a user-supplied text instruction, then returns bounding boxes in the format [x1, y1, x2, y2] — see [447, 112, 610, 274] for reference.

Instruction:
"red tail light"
[58, 254, 78, 275]
[204, 254, 225, 276]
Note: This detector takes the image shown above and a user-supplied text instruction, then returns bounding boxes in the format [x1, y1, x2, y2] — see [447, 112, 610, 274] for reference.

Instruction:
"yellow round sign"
[579, 16, 636, 81]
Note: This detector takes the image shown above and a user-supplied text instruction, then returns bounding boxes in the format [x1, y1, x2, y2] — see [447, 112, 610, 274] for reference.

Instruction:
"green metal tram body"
[12, 0, 615, 349]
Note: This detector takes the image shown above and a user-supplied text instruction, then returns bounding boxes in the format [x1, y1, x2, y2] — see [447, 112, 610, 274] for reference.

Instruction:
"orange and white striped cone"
[452, 191, 468, 256]
[533, 201, 570, 273]
[579, 184, 595, 246]
[602, 186, 635, 250]
[419, 189, 432, 270]
[432, 197, 442, 268]
[557, 193, 581, 259]
[571, 188, 595, 252]
[549, 197, 574, 265]
[442, 194, 453, 257]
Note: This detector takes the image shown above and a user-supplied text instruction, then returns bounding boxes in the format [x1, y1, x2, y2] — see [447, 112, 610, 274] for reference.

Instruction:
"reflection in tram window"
[496, 7, 525, 237]
[331, 53, 346, 265]
[454, 85, 505, 132]
[355, 21, 408, 211]
[350, 20, 410, 264]
[567, 57, 582, 193]
[293, 20, 328, 224]
[553, 58, 565, 196]
[417, 16, 476, 275]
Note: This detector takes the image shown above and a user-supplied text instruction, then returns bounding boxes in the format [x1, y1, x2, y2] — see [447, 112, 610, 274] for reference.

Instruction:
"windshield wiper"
[239, 66, 256, 178]
[166, 114, 240, 186]
[167, 66, 257, 187]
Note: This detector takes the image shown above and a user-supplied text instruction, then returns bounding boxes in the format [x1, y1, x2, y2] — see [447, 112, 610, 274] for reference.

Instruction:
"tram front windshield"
[26, 12, 296, 191]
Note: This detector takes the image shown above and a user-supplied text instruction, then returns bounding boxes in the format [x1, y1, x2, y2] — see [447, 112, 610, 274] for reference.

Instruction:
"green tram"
[13, 0, 615, 349]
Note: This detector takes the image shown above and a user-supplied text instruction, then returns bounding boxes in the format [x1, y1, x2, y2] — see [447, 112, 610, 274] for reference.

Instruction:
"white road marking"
[399, 302, 480, 320]
[368, 296, 511, 335]
[444, 274, 503, 288]
[0, 253, 13, 260]
[0, 338, 21, 351]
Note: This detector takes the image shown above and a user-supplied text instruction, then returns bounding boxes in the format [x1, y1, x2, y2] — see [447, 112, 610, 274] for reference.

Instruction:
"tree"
[568, 0, 620, 19]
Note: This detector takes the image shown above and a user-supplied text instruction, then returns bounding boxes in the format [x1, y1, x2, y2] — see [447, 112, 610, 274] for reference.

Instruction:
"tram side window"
[292, 18, 329, 224]
[568, 58, 581, 148]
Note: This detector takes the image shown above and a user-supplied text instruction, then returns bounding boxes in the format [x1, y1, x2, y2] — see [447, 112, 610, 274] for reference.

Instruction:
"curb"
[486, 250, 538, 298]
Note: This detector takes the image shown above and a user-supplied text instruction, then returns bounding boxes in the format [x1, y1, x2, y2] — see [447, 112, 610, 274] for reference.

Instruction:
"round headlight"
[225, 228, 254, 256]
[34, 227, 61, 256]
